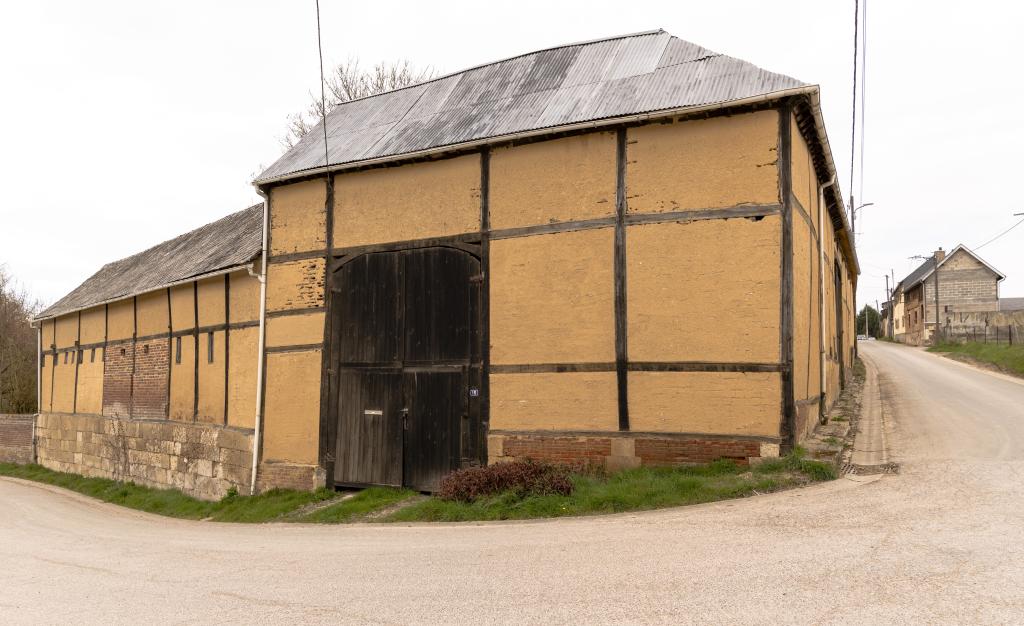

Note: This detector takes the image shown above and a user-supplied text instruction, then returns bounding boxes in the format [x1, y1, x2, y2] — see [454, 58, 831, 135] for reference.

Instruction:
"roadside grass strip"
[929, 342, 1024, 378]
[388, 452, 836, 523]
[2, 450, 835, 524]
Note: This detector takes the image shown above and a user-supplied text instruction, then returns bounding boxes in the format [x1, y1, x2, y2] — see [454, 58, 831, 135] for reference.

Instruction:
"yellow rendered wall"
[41, 319, 55, 349]
[489, 132, 617, 230]
[169, 335, 195, 421]
[170, 284, 195, 331]
[333, 154, 480, 248]
[107, 299, 134, 340]
[197, 276, 226, 327]
[792, 214, 821, 402]
[627, 216, 781, 363]
[79, 306, 105, 344]
[229, 271, 261, 323]
[55, 314, 78, 348]
[791, 114, 818, 232]
[136, 290, 169, 337]
[75, 350, 104, 414]
[266, 258, 325, 312]
[266, 312, 325, 347]
[270, 179, 327, 255]
[226, 326, 258, 429]
[263, 350, 322, 464]
[40, 353, 53, 411]
[52, 349, 76, 413]
[490, 228, 614, 365]
[627, 110, 780, 213]
[196, 330, 225, 423]
[489, 372, 618, 431]
[629, 372, 781, 437]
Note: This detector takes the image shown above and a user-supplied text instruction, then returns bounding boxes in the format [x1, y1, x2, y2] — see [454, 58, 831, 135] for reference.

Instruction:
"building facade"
[32, 31, 858, 498]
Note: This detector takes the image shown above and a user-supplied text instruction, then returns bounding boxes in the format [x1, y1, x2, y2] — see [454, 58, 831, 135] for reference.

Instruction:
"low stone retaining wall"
[0, 414, 36, 464]
[35, 413, 253, 500]
[488, 431, 780, 470]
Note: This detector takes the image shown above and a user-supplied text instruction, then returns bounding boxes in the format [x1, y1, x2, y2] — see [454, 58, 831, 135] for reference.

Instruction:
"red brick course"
[493, 433, 767, 468]
[634, 437, 760, 465]
[501, 435, 612, 465]
[102, 340, 169, 419]
[102, 343, 133, 417]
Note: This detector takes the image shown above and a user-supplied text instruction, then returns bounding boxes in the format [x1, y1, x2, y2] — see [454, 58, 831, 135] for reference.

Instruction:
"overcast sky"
[2, 1, 1022, 312]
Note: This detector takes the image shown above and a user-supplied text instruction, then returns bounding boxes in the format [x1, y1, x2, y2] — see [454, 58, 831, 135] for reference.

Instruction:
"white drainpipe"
[249, 189, 270, 495]
[818, 175, 837, 422]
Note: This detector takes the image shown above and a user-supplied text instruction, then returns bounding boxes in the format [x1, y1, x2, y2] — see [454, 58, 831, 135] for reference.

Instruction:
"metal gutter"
[249, 189, 270, 495]
[31, 263, 257, 324]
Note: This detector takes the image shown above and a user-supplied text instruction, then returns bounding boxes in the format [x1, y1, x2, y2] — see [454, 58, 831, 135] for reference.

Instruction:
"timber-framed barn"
[32, 30, 858, 498]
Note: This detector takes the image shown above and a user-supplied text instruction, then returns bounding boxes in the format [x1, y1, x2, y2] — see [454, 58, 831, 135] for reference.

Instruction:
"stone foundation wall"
[256, 462, 326, 493]
[488, 431, 780, 470]
[35, 412, 253, 500]
[0, 414, 35, 464]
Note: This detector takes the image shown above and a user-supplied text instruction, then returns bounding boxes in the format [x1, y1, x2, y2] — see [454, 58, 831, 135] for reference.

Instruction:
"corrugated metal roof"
[256, 29, 806, 184]
[36, 204, 263, 321]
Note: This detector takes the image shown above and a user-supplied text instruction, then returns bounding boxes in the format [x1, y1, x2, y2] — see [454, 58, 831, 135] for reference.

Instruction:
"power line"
[858, 0, 867, 203]
[311, 0, 327, 169]
[974, 217, 1024, 251]
[849, 0, 859, 199]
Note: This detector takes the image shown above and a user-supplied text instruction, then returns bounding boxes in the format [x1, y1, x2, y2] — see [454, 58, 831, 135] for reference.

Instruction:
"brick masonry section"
[0, 414, 35, 463]
[102, 343, 134, 417]
[256, 462, 326, 493]
[35, 412, 252, 500]
[489, 431, 775, 469]
[132, 339, 169, 419]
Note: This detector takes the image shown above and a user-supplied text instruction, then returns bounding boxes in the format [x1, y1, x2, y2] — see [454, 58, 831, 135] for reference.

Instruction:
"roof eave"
[31, 260, 259, 324]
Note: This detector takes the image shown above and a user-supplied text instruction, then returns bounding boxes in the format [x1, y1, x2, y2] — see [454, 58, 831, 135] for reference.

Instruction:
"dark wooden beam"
[614, 127, 629, 431]
[778, 101, 797, 451]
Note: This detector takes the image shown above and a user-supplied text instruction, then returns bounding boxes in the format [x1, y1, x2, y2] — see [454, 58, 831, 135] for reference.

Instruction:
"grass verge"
[388, 451, 836, 523]
[0, 462, 335, 522]
[2, 451, 835, 525]
[929, 341, 1024, 378]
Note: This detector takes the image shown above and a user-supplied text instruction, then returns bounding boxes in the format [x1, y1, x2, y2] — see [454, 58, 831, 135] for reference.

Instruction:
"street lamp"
[910, 253, 941, 344]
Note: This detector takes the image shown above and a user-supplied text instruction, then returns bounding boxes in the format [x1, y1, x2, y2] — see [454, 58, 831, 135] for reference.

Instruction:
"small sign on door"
[364, 409, 383, 416]
[469, 388, 480, 397]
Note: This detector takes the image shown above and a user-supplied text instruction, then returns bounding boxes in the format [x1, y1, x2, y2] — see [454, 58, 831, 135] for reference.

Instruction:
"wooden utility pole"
[884, 274, 890, 337]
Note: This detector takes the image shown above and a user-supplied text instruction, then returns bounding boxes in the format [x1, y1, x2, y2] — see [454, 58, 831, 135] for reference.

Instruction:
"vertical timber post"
[319, 175, 336, 488]
[614, 127, 630, 431]
[779, 102, 797, 451]
[480, 147, 492, 462]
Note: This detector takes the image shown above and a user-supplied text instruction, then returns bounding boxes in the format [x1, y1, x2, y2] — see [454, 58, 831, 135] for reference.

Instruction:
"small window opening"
[175, 336, 182, 364]
[90, 348, 96, 362]
[207, 332, 214, 363]
[41, 357, 45, 368]
[77, 350, 83, 363]
[143, 344, 149, 355]
[64, 352, 68, 364]
[120, 348, 126, 356]
[52, 354, 57, 367]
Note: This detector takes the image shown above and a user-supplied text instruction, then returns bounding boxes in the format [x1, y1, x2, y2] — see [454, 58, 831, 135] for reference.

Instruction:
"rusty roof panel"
[256, 29, 805, 184]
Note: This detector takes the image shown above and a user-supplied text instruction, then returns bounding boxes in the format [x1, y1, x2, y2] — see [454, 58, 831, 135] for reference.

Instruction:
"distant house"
[898, 246, 1005, 345]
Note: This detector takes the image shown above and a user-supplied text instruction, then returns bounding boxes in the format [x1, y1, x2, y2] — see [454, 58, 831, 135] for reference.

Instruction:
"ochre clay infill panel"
[270, 179, 327, 256]
[490, 371, 618, 432]
[628, 371, 781, 437]
[490, 227, 615, 365]
[262, 349, 322, 464]
[627, 216, 781, 363]
[490, 131, 617, 230]
[626, 109, 780, 213]
[333, 154, 480, 248]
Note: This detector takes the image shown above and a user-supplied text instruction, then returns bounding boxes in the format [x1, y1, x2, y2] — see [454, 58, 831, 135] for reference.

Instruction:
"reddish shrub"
[437, 460, 574, 502]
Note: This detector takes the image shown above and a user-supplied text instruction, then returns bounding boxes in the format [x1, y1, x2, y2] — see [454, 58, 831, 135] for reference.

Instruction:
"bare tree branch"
[0, 265, 41, 413]
[280, 58, 436, 150]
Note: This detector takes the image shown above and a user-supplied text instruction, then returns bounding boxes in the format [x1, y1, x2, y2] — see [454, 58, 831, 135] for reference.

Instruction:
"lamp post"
[910, 253, 941, 344]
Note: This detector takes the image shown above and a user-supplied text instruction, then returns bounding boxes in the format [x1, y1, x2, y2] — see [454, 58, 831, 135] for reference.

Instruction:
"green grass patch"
[388, 453, 835, 523]
[0, 463, 336, 522]
[929, 341, 1024, 377]
[299, 487, 416, 523]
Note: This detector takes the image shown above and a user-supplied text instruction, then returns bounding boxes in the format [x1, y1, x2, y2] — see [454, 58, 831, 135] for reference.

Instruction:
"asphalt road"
[3, 341, 1024, 625]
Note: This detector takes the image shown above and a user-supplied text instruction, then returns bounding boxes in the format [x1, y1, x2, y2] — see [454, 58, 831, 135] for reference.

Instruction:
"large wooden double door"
[329, 246, 483, 492]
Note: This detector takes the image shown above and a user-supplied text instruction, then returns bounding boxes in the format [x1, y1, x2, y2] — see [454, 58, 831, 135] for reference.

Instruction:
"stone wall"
[35, 412, 253, 500]
[0, 414, 35, 464]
